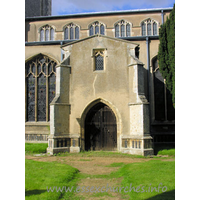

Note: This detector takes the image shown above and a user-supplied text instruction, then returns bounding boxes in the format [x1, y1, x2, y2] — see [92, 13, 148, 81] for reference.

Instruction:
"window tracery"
[26, 54, 57, 121]
[39, 25, 54, 41]
[141, 19, 158, 36]
[89, 21, 105, 36]
[64, 23, 79, 40]
[94, 50, 105, 71]
[115, 20, 131, 37]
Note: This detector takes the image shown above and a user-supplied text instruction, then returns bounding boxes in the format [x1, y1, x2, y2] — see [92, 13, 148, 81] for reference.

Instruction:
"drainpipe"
[60, 41, 63, 61]
[146, 37, 150, 102]
[161, 10, 164, 24]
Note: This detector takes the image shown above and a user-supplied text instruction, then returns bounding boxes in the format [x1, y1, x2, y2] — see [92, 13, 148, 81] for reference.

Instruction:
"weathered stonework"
[25, 8, 175, 156]
[45, 35, 153, 156]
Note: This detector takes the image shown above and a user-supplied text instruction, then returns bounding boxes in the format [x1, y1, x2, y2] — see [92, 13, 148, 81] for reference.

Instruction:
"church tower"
[25, 0, 52, 18]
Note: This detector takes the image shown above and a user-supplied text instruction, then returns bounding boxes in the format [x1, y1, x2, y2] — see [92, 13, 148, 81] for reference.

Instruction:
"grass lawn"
[25, 159, 80, 200]
[113, 160, 175, 200]
[25, 143, 48, 154]
[25, 143, 175, 199]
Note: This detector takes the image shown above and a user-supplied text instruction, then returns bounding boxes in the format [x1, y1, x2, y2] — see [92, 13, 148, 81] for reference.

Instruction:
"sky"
[52, 0, 175, 16]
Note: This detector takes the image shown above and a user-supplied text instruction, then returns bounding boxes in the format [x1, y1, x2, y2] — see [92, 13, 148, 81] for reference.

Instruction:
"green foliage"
[158, 4, 175, 107]
[25, 159, 80, 200]
[25, 143, 48, 154]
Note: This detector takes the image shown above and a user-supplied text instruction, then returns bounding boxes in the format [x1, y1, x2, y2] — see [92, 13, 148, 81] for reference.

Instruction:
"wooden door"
[85, 103, 117, 151]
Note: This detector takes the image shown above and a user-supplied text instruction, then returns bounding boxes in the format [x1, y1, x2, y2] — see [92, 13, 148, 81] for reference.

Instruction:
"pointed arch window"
[114, 20, 131, 37]
[115, 24, 119, 37]
[93, 50, 105, 71]
[25, 54, 57, 122]
[89, 21, 105, 36]
[39, 25, 55, 41]
[153, 22, 157, 36]
[64, 23, 79, 40]
[100, 24, 105, 35]
[141, 19, 158, 36]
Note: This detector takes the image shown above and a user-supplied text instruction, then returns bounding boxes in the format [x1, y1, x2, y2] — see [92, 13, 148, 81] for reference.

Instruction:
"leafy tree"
[158, 4, 175, 107]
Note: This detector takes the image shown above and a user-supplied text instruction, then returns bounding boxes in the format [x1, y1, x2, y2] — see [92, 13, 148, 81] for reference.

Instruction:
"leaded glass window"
[27, 74, 35, 121]
[153, 22, 157, 35]
[94, 50, 104, 71]
[37, 74, 46, 121]
[45, 29, 49, 41]
[121, 24, 125, 37]
[64, 23, 79, 40]
[142, 23, 146, 36]
[141, 19, 158, 36]
[50, 28, 54, 40]
[126, 23, 130, 37]
[39, 25, 55, 41]
[40, 29, 44, 41]
[89, 25, 94, 36]
[25, 54, 57, 122]
[100, 24, 104, 35]
[114, 20, 131, 37]
[70, 27, 74, 40]
[75, 26, 79, 39]
[95, 25, 99, 34]
[64, 27, 68, 40]
[115, 24, 119, 37]
[89, 21, 105, 36]
[147, 23, 151, 36]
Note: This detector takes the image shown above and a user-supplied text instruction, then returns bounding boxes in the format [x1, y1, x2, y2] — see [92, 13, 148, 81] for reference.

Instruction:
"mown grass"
[25, 143, 48, 154]
[26, 159, 175, 200]
[112, 160, 175, 200]
[157, 149, 175, 156]
[54, 150, 145, 158]
[25, 159, 80, 200]
[25, 144, 175, 199]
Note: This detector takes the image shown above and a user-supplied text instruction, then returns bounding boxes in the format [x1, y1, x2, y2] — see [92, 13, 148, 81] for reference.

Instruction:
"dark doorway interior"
[85, 103, 117, 151]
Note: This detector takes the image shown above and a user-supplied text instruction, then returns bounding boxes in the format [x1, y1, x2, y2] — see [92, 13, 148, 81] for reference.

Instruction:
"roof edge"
[60, 34, 140, 48]
[25, 7, 173, 21]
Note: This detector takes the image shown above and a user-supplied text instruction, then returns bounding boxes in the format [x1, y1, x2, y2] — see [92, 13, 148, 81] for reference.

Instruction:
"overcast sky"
[52, 0, 175, 16]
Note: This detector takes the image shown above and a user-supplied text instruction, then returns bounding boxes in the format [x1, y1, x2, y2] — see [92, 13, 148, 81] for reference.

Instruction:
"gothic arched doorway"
[85, 103, 117, 151]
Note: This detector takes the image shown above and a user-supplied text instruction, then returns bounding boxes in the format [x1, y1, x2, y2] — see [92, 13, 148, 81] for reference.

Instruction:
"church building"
[25, 5, 175, 156]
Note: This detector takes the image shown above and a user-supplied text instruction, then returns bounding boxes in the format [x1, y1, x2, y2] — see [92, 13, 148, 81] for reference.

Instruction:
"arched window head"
[64, 23, 79, 40]
[89, 21, 105, 36]
[93, 50, 105, 71]
[141, 19, 158, 36]
[114, 20, 131, 37]
[39, 25, 55, 41]
[25, 54, 57, 122]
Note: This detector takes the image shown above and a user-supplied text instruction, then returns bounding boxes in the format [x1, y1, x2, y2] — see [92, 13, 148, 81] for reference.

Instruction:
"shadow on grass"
[25, 189, 46, 196]
[146, 189, 175, 200]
